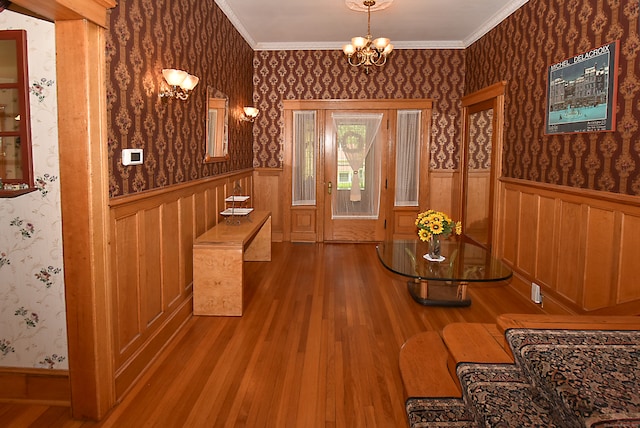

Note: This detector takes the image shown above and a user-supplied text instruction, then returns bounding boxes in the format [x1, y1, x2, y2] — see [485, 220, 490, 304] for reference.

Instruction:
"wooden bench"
[192, 210, 271, 316]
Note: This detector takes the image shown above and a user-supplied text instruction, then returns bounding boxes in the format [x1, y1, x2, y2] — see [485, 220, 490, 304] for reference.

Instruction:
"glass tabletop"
[376, 239, 512, 283]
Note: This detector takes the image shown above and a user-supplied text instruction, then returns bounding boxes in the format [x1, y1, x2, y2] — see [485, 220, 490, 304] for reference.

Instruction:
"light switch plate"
[122, 148, 143, 166]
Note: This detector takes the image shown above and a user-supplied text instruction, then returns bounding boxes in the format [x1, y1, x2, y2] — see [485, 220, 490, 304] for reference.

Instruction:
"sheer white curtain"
[332, 113, 383, 202]
[331, 113, 383, 219]
[395, 110, 421, 206]
[292, 111, 316, 205]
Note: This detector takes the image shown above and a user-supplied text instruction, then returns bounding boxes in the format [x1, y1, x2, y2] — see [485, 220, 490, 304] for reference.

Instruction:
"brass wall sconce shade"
[159, 68, 199, 100]
[241, 106, 259, 122]
[342, 0, 393, 74]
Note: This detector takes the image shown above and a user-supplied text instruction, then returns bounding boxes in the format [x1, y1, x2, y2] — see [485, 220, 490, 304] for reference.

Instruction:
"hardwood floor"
[1, 242, 553, 427]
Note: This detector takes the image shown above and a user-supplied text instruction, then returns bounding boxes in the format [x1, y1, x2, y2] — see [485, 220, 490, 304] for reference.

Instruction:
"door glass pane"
[395, 110, 421, 206]
[0, 40, 18, 83]
[331, 113, 382, 219]
[292, 111, 316, 205]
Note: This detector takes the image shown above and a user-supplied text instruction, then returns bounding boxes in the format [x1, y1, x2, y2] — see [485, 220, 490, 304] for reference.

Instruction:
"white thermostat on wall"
[122, 148, 144, 166]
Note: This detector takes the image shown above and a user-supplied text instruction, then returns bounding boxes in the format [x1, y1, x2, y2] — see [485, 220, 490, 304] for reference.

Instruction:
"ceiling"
[215, 0, 529, 50]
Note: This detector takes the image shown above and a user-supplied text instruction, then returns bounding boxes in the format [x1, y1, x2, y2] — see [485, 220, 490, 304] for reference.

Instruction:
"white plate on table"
[220, 208, 254, 216]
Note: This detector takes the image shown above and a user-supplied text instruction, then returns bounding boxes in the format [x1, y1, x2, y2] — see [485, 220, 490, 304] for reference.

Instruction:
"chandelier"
[342, 0, 394, 74]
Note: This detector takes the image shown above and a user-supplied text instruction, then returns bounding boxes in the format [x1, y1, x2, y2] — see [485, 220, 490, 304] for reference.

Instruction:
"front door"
[323, 110, 388, 241]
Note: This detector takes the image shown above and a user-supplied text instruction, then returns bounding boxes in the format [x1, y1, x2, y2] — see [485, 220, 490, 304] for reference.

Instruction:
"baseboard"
[509, 273, 575, 316]
[0, 367, 70, 405]
[114, 294, 194, 400]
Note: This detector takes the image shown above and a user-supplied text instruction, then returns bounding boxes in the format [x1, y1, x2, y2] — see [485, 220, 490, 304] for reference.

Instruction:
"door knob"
[328, 181, 332, 195]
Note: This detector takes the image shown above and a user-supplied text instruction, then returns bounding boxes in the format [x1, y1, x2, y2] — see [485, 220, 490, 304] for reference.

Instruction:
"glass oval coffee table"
[376, 239, 512, 307]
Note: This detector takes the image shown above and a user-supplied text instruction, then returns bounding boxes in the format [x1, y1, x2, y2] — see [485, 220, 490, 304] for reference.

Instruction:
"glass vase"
[428, 234, 441, 259]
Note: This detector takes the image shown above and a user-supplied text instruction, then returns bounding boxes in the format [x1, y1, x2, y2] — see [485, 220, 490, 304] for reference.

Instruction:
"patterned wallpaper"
[252, 49, 466, 170]
[0, 11, 67, 369]
[468, 109, 494, 170]
[106, 0, 254, 197]
[466, 0, 640, 195]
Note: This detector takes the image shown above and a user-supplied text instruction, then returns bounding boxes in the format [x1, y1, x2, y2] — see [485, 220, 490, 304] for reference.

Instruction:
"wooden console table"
[192, 210, 271, 316]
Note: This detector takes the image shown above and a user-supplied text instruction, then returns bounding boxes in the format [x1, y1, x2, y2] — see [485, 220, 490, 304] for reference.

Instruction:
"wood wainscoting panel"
[179, 194, 195, 292]
[113, 213, 141, 357]
[555, 200, 583, 304]
[142, 207, 163, 326]
[619, 214, 640, 303]
[498, 178, 640, 314]
[501, 186, 519, 267]
[162, 199, 182, 307]
[109, 170, 253, 399]
[583, 207, 617, 311]
[428, 171, 458, 217]
[253, 168, 283, 241]
[536, 195, 557, 287]
[516, 191, 538, 278]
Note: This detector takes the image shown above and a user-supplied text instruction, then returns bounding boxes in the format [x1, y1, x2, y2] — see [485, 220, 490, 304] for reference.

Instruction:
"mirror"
[463, 102, 494, 247]
[204, 87, 229, 162]
[0, 29, 34, 196]
[460, 82, 506, 252]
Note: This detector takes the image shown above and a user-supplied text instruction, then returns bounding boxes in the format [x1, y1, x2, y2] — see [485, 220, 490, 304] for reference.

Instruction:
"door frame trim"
[459, 81, 507, 255]
[283, 99, 433, 243]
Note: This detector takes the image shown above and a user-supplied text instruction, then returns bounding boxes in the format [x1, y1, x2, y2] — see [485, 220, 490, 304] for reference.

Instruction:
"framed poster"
[545, 41, 619, 135]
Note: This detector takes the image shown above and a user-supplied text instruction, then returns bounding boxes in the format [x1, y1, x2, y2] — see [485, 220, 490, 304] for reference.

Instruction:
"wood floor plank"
[0, 242, 557, 427]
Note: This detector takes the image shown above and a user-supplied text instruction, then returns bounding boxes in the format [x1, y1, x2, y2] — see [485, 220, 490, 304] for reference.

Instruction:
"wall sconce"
[241, 106, 259, 122]
[159, 68, 199, 100]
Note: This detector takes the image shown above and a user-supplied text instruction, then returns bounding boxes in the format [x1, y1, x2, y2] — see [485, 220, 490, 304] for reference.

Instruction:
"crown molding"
[215, 0, 257, 48]
[218, 0, 529, 51]
[463, 0, 529, 47]
[254, 40, 465, 51]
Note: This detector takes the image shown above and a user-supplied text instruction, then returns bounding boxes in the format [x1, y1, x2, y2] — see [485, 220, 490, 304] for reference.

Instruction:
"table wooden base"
[407, 279, 471, 307]
[193, 211, 271, 316]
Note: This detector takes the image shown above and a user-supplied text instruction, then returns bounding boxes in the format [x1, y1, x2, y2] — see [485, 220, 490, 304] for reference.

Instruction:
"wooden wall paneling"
[179, 195, 195, 291]
[465, 170, 490, 229]
[499, 178, 640, 315]
[142, 207, 163, 325]
[113, 213, 141, 365]
[162, 200, 182, 307]
[582, 207, 617, 311]
[516, 191, 537, 278]
[428, 171, 456, 215]
[109, 172, 252, 401]
[500, 185, 519, 266]
[618, 213, 640, 303]
[194, 190, 207, 240]
[253, 169, 283, 241]
[0, 368, 70, 405]
[535, 195, 557, 287]
[555, 201, 583, 304]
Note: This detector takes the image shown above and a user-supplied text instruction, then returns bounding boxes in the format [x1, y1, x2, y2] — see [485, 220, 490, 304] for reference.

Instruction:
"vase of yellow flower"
[415, 209, 462, 262]
[428, 234, 441, 259]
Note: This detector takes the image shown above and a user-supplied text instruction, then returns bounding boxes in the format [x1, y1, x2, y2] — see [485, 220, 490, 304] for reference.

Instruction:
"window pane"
[292, 111, 316, 205]
[395, 110, 421, 206]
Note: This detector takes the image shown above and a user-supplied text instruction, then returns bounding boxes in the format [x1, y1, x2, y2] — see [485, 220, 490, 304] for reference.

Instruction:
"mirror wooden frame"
[459, 81, 506, 254]
[204, 87, 229, 163]
[0, 29, 35, 197]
